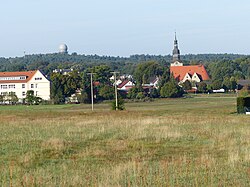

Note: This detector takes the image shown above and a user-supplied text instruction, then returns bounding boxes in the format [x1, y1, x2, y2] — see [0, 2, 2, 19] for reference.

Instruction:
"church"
[170, 33, 210, 83]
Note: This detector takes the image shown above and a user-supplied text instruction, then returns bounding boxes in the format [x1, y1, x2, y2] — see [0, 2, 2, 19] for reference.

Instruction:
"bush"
[237, 97, 250, 114]
[111, 98, 125, 110]
[160, 80, 184, 98]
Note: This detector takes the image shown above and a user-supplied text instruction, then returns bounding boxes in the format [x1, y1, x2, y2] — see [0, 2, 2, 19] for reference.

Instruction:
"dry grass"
[0, 97, 250, 186]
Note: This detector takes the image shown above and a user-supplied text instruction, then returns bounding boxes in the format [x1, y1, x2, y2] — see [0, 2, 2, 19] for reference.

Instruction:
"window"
[35, 84, 38, 88]
[22, 92, 26, 96]
[8, 85, 15, 89]
[1, 92, 7, 96]
[31, 84, 34, 88]
[22, 84, 25, 88]
[36, 91, 38, 96]
[1, 85, 7, 89]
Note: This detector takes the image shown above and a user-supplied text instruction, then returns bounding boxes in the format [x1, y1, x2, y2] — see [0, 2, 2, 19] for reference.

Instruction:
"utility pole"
[87, 73, 96, 111]
[111, 71, 119, 110]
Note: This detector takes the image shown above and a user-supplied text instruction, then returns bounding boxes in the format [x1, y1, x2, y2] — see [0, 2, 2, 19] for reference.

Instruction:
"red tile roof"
[118, 80, 129, 89]
[0, 70, 37, 83]
[170, 65, 210, 81]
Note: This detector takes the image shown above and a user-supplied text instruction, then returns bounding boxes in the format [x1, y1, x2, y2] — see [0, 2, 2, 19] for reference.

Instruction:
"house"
[0, 70, 50, 102]
[117, 80, 135, 91]
[170, 33, 210, 83]
[53, 68, 74, 75]
[142, 76, 160, 89]
[237, 79, 250, 90]
[170, 65, 210, 83]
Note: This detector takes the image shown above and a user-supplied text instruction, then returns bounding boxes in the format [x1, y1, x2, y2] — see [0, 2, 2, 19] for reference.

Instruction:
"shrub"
[111, 98, 125, 110]
[237, 97, 250, 114]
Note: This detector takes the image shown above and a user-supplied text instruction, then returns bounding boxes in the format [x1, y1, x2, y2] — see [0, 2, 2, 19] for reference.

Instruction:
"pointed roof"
[117, 80, 130, 89]
[172, 32, 181, 62]
[170, 65, 210, 82]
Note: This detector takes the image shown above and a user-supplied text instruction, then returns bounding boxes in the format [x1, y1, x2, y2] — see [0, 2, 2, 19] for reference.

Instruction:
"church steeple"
[171, 32, 183, 66]
[173, 32, 180, 62]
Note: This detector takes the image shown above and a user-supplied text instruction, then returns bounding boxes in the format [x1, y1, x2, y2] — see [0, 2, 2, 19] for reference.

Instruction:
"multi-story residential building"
[0, 70, 50, 102]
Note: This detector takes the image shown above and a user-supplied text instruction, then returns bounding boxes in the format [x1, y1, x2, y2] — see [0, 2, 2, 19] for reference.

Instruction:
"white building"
[0, 70, 50, 101]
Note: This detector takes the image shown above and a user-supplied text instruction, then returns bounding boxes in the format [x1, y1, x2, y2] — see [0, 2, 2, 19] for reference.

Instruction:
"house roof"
[118, 80, 130, 89]
[0, 70, 37, 84]
[238, 80, 250, 86]
[170, 65, 210, 81]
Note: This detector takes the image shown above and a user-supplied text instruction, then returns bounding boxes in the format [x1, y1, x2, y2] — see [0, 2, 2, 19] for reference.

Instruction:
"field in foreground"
[0, 97, 250, 186]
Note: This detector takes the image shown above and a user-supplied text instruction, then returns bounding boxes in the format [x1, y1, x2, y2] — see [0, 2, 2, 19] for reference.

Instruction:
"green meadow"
[0, 96, 250, 186]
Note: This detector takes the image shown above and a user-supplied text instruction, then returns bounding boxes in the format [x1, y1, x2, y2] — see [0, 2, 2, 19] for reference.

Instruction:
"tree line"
[0, 53, 249, 104]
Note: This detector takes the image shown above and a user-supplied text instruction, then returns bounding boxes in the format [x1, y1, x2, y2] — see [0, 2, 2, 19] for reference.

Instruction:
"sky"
[0, 0, 249, 57]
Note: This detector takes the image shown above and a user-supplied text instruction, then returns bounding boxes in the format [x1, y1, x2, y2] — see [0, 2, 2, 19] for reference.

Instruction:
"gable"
[170, 65, 210, 82]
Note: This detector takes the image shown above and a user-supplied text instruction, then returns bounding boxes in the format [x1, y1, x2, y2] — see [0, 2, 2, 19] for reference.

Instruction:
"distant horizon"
[1, 52, 249, 59]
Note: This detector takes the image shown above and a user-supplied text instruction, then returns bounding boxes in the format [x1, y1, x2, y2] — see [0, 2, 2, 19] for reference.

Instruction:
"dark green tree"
[127, 86, 144, 99]
[197, 82, 208, 93]
[211, 80, 222, 90]
[160, 77, 184, 98]
[134, 61, 163, 86]
[182, 80, 192, 91]
[111, 97, 125, 110]
[99, 85, 114, 100]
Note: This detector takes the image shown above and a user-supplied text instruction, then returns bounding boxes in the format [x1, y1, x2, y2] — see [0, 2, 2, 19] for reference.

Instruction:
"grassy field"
[0, 96, 250, 186]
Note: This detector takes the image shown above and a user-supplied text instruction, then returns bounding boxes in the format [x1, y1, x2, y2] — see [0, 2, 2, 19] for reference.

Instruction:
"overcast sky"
[0, 0, 249, 57]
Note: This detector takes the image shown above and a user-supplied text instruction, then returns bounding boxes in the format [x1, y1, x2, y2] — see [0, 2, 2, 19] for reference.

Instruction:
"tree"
[50, 73, 65, 104]
[89, 65, 111, 84]
[111, 97, 125, 110]
[182, 80, 192, 91]
[0, 95, 3, 104]
[211, 80, 222, 90]
[222, 77, 231, 91]
[134, 61, 163, 86]
[158, 67, 170, 89]
[160, 77, 184, 98]
[8, 92, 18, 105]
[25, 90, 35, 105]
[50, 71, 82, 104]
[150, 88, 159, 98]
[197, 82, 207, 93]
[99, 85, 114, 100]
[127, 86, 144, 99]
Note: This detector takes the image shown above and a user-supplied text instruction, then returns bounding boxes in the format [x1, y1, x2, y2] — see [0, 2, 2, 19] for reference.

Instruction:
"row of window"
[1, 92, 16, 96]
[1, 85, 15, 89]
[35, 77, 42, 80]
[22, 91, 38, 96]
[0, 76, 26, 81]
[1, 91, 38, 96]
[1, 84, 38, 89]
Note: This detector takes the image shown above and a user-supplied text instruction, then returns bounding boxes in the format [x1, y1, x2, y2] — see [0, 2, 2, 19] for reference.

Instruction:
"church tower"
[171, 32, 183, 66]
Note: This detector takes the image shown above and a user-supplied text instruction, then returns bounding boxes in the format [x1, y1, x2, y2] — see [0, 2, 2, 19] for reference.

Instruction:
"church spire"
[172, 32, 180, 62]
[171, 32, 183, 66]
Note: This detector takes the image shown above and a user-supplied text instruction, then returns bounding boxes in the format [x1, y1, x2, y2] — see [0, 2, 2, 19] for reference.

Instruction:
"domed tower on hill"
[59, 44, 68, 54]
[171, 33, 183, 66]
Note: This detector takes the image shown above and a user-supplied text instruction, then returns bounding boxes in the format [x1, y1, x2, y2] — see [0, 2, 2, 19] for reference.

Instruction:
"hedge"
[237, 97, 250, 114]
